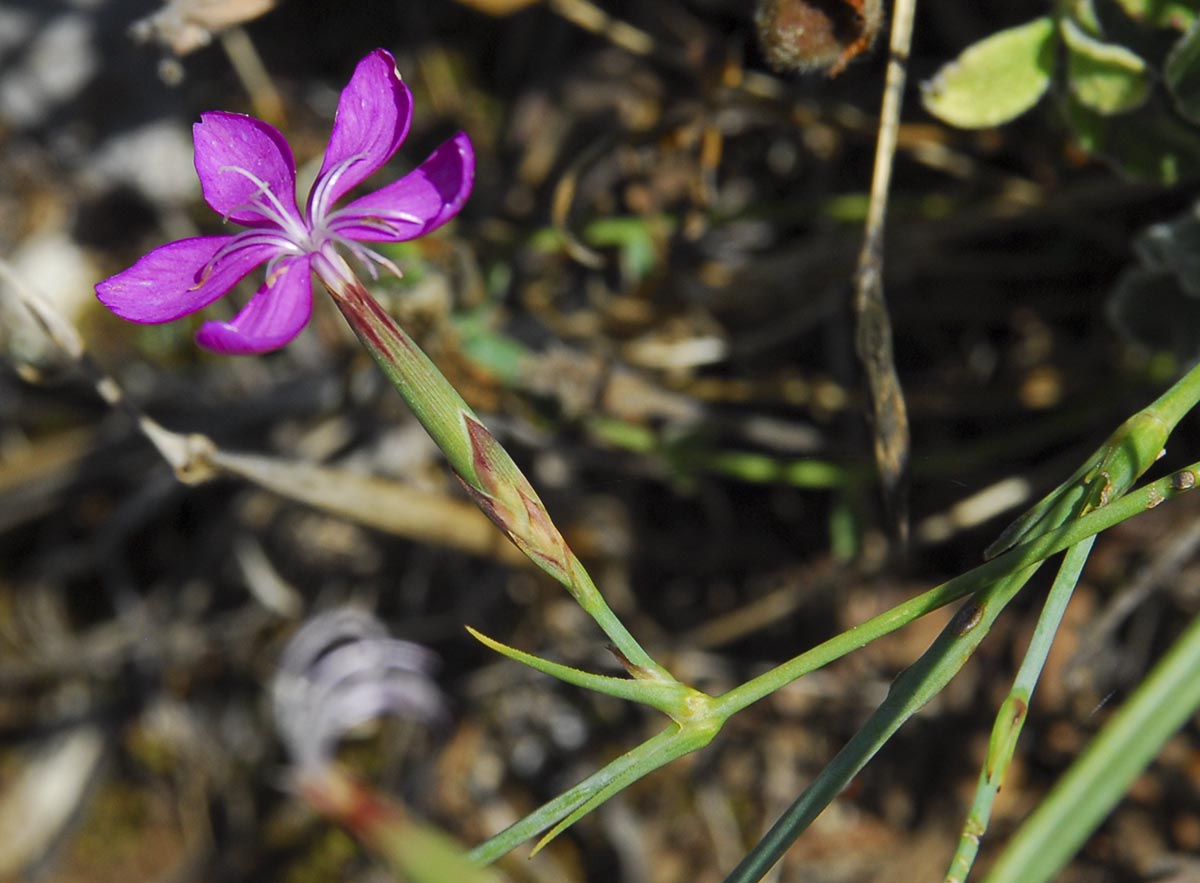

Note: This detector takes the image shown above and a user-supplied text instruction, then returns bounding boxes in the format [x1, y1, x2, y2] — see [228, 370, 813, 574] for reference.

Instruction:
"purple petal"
[195, 255, 313, 354]
[328, 132, 474, 243]
[307, 49, 413, 218]
[96, 236, 275, 324]
[194, 112, 301, 227]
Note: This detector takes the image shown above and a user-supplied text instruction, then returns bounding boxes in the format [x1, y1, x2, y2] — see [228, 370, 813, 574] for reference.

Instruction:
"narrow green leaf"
[1166, 21, 1200, 122]
[984, 610, 1200, 883]
[531, 729, 712, 855]
[470, 724, 717, 865]
[724, 562, 1044, 883]
[921, 17, 1056, 128]
[466, 627, 706, 717]
[452, 307, 532, 385]
[944, 539, 1093, 883]
[383, 818, 508, 883]
[988, 393, 1174, 561]
[722, 362, 1200, 883]
[1061, 18, 1152, 114]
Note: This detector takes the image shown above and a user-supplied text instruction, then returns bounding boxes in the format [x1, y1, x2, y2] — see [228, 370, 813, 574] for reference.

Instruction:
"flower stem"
[318, 258, 670, 680]
[713, 456, 1200, 718]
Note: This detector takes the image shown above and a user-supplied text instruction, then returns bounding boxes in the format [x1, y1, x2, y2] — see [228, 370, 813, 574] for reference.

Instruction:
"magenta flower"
[96, 49, 474, 354]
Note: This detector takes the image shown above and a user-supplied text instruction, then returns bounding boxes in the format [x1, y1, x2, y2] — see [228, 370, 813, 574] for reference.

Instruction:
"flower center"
[219, 164, 312, 246]
[209, 154, 430, 287]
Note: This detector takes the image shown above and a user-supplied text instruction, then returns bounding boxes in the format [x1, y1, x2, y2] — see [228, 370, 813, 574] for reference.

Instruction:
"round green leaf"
[1061, 18, 1152, 114]
[921, 17, 1056, 129]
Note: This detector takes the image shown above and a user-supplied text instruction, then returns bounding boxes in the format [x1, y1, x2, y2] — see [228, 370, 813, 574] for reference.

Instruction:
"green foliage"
[985, 608, 1200, 883]
[726, 362, 1200, 882]
[452, 306, 532, 385]
[1114, 0, 1196, 30]
[582, 215, 675, 283]
[1061, 18, 1151, 113]
[922, 3, 1200, 182]
[1065, 91, 1200, 182]
[919, 17, 1056, 128]
[377, 815, 506, 883]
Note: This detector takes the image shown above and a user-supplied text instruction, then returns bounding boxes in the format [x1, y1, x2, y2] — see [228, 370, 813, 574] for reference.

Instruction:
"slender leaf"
[984, 609, 1200, 883]
[944, 538, 1094, 883]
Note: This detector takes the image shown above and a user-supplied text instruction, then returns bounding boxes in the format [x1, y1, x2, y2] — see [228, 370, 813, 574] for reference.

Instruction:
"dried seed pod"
[754, 0, 883, 77]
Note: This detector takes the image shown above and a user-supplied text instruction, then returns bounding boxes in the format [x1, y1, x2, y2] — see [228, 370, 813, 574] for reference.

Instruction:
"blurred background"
[2, 1, 1199, 880]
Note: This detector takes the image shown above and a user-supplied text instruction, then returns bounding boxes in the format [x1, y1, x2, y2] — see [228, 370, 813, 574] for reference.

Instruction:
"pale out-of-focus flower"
[271, 607, 445, 772]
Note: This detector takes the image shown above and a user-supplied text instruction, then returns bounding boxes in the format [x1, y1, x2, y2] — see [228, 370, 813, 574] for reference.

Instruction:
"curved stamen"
[208, 230, 298, 267]
[191, 230, 298, 290]
[217, 165, 307, 239]
[262, 250, 295, 286]
[328, 232, 404, 281]
[312, 231, 400, 283]
[308, 152, 369, 222]
[326, 210, 425, 239]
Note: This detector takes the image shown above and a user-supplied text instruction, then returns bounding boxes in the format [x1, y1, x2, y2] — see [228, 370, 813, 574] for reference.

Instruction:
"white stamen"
[308, 152, 368, 221]
[217, 165, 306, 241]
[329, 232, 404, 281]
[199, 230, 299, 287]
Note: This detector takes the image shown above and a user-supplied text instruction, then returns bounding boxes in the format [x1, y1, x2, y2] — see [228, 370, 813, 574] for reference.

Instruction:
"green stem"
[469, 460, 1200, 865]
[468, 724, 686, 865]
[714, 459, 1198, 718]
[944, 537, 1093, 883]
[723, 559, 1041, 883]
[1146, 356, 1200, 429]
[983, 608, 1200, 883]
[318, 258, 667, 678]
